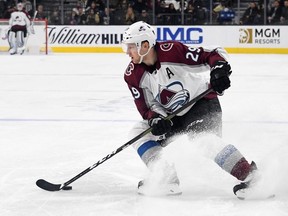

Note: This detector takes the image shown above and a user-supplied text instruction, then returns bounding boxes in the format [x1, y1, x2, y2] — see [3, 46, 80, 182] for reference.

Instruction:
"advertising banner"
[1, 24, 287, 54]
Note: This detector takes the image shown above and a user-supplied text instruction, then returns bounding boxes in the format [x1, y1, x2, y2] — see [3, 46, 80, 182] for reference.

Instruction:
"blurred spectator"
[280, 0, 288, 24]
[94, 0, 105, 11]
[239, 2, 259, 25]
[155, 0, 166, 15]
[102, 7, 110, 25]
[165, 0, 187, 10]
[86, 8, 96, 24]
[108, 0, 120, 10]
[193, 0, 204, 9]
[138, 9, 151, 23]
[77, 7, 87, 25]
[194, 4, 207, 24]
[22, 0, 33, 17]
[35, 4, 47, 20]
[178, 0, 188, 12]
[77, 0, 87, 10]
[49, 8, 61, 25]
[185, 3, 195, 24]
[213, 1, 225, 23]
[86, 0, 105, 12]
[3, 2, 16, 19]
[165, 3, 180, 25]
[268, 0, 282, 24]
[213, 0, 234, 24]
[267, 0, 275, 12]
[118, 0, 131, 10]
[145, 0, 153, 10]
[219, 7, 235, 24]
[132, 0, 147, 14]
[110, 0, 131, 25]
[255, 2, 265, 24]
[3, 0, 285, 26]
[0, 0, 7, 18]
[155, 0, 167, 24]
[68, 10, 78, 25]
[86, 8, 102, 24]
[88, 0, 103, 15]
[124, 5, 137, 24]
[111, 8, 124, 24]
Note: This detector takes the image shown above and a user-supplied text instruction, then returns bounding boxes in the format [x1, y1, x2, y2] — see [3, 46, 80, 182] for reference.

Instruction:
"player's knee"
[129, 120, 156, 148]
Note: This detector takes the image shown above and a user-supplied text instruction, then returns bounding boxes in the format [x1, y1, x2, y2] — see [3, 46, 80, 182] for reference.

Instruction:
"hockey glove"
[210, 61, 232, 95]
[148, 116, 173, 136]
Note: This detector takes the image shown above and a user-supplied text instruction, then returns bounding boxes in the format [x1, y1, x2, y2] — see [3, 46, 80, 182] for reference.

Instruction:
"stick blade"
[36, 179, 61, 191]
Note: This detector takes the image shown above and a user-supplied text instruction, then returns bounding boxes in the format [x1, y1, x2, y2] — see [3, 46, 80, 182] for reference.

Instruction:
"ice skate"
[137, 162, 182, 196]
[9, 48, 17, 55]
[233, 161, 258, 200]
[137, 177, 182, 196]
[17, 46, 25, 55]
[233, 161, 275, 200]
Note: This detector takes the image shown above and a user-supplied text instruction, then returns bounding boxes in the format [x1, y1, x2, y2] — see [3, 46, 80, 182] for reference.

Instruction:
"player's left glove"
[210, 61, 232, 95]
[148, 115, 173, 136]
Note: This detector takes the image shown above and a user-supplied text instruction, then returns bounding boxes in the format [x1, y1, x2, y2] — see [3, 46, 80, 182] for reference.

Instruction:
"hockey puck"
[62, 186, 72, 190]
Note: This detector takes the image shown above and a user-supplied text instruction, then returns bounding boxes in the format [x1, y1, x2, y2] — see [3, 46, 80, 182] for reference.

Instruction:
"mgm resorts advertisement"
[46, 25, 288, 54]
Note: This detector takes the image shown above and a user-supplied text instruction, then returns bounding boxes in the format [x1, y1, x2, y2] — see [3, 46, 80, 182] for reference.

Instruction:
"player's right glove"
[148, 115, 173, 136]
[210, 61, 232, 95]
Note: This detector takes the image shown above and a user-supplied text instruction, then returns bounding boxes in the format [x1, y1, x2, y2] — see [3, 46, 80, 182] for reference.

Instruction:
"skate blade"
[235, 189, 275, 200]
[138, 184, 182, 196]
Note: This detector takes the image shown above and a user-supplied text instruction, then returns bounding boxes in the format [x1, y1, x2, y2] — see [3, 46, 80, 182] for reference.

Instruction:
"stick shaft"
[63, 88, 213, 186]
[39, 88, 213, 190]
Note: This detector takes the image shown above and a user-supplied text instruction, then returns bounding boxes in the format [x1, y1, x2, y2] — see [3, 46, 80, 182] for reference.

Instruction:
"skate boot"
[17, 47, 25, 55]
[137, 163, 182, 196]
[233, 161, 258, 200]
[9, 48, 17, 55]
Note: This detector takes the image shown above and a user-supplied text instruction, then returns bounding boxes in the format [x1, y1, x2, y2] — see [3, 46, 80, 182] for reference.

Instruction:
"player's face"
[123, 43, 141, 64]
[17, 3, 23, 11]
[123, 42, 149, 64]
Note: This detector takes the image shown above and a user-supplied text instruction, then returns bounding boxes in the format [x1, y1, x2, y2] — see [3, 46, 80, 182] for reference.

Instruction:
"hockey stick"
[36, 88, 213, 191]
[30, 10, 38, 30]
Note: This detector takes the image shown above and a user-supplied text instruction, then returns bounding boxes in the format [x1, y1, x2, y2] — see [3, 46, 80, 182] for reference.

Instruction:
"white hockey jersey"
[124, 41, 229, 119]
[9, 11, 31, 31]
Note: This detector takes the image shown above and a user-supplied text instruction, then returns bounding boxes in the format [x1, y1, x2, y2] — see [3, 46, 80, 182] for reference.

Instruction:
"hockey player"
[122, 21, 257, 198]
[7, 2, 34, 55]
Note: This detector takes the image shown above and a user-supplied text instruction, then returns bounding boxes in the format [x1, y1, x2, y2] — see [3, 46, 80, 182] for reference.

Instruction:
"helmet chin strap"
[137, 46, 152, 64]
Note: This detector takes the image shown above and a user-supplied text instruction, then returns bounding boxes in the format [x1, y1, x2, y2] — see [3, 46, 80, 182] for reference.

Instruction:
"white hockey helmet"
[122, 21, 157, 53]
[17, 3, 24, 11]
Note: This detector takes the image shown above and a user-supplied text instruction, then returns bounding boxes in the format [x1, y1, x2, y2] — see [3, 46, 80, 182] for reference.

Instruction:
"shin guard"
[214, 144, 252, 181]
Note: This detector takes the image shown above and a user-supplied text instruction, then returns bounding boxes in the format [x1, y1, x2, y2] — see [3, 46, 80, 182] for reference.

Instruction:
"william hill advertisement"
[48, 26, 123, 45]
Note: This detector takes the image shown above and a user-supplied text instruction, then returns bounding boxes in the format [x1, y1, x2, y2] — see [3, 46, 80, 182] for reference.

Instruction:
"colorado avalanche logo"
[156, 81, 190, 113]
[139, 25, 146, 32]
[125, 62, 134, 76]
[160, 43, 174, 52]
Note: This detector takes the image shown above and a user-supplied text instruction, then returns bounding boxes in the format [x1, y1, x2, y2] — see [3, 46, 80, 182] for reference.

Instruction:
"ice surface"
[0, 53, 288, 216]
